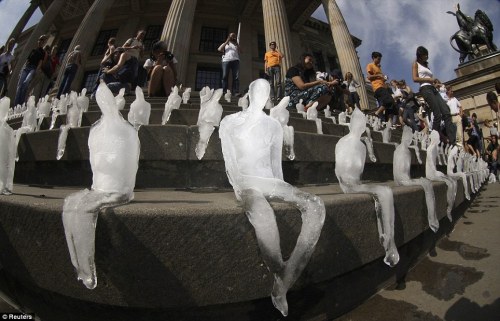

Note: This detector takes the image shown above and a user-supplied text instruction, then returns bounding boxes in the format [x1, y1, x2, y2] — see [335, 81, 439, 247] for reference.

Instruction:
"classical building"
[8, 0, 373, 108]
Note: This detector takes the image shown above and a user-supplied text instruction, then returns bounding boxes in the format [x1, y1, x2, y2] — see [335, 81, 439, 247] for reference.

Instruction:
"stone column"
[161, 0, 198, 86]
[7, 0, 40, 44]
[8, 0, 65, 101]
[262, 0, 293, 76]
[322, 0, 370, 110]
[55, 0, 116, 92]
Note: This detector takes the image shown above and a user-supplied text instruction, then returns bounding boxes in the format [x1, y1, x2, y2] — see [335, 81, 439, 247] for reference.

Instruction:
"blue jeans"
[267, 65, 282, 100]
[420, 85, 455, 144]
[222, 60, 239, 94]
[57, 63, 78, 98]
[14, 65, 36, 106]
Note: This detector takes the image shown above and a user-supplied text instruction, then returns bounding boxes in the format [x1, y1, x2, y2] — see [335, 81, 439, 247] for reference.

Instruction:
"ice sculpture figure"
[182, 87, 191, 104]
[128, 86, 151, 129]
[425, 130, 456, 222]
[295, 99, 306, 119]
[270, 97, 295, 160]
[195, 87, 223, 160]
[36, 95, 51, 131]
[382, 119, 392, 144]
[394, 126, 439, 232]
[224, 90, 231, 103]
[237, 93, 249, 111]
[50, 95, 68, 130]
[57, 92, 81, 160]
[62, 83, 140, 289]
[219, 79, 325, 317]
[447, 145, 470, 200]
[0, 97, 16, 195]
[335, 107, 399, 267]
[161, 86, 182, 125]
[324, 105, 337, 124]
[114, 88, 126, 111]
[338, 111, 348, 125]
[78, 88, 90, 113]
[362, 126, 377, 163]
[15, 96, 37, 160]
[306, 102, 323, 134]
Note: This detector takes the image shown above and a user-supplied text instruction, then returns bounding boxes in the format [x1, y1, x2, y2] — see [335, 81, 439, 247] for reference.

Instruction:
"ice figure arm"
[361, 128, 376, 162]
[409, 145, 422, 164]
[219, 118, 243, 194]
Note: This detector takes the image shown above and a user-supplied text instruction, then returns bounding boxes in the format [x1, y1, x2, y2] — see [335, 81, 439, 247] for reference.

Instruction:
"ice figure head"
[348, 108, 366, 137]
[429, 130, 440, 144]
[0, 97, 10, 121]
[96, 83, 119, 118]
[401, 125, 413, 146]
[270, 97, 291, 126]
[248, 79, 270, 113]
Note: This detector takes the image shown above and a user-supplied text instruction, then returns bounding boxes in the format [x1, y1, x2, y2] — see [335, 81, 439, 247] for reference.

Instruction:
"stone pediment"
[60, 0, 91, 21]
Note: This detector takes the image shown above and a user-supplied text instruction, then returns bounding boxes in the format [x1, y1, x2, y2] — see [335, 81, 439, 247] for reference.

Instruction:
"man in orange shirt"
[264, 41, 284, 101]
[366, 51, 396, 119]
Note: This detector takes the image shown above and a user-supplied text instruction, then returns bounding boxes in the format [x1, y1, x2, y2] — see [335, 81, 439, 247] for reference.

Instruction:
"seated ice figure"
[394, 126, 439, 232]
[237, 93, 249, 111]
[324, 105, 337, 124]
[335, 107, 399, 267]
[114, 88, 126, 111]
[195, 87, 223, 159]
[425, 130, 456, 222]
[50, 95, 68, 130]
[295, 99, 306, 119]
[270, 96, 295, 160]
[306, 101, 323, 134]
[57, 92, 81, 160]
[447, 146, 470, 200]
[36, 95, 51, 131]
[224, 89, 231, 103]
[338, 110, 348, 125]
[15, 96, 38, 160]
[182, 87, 191, 104]
[382, 118, 393, 144]
[78, 88, 90, 113]
[161, 86, 182, 125]
[62, 83, 140, 290]
[0, 97, 16, 195]
[219, 79, 325, 317]
[128, 86, 151, 129]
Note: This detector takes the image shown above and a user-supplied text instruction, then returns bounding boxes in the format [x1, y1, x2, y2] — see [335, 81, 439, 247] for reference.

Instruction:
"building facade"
[8, 0, 373, 108]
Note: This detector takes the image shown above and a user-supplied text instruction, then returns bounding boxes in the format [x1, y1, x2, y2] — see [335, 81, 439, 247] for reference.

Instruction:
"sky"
[0, 0, 498, 92]
[313, 0, 500, 92]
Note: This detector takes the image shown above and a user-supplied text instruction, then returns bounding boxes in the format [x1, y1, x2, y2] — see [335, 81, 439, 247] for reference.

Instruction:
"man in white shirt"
[446, 86, 463, 147]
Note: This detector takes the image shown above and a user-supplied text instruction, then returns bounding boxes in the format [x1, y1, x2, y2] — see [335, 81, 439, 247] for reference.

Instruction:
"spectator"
[218, 32, 240, 96]
[284, 53, 337, 111]
[446, 85, 463, 147]
[101, 47, 135, 95]
[122, 30, 145, 89]
[464, 113, 481, 158]
[264, 41, 284, 101]
[30, 44, 52, 101]
[343, 71, 361, 109]
[147, 40, 177, 97]
[57, 45, 82, 98]
[412, 46, 455, 145]
[366, 51, 397, 120]
[0, 38, 15, 98]
[485, 134, 499, 177]
[45, 45, 61, 96]
[486, 91, 499, 134]
[91, 37, 116, 100]
[14, 34, 47, 106]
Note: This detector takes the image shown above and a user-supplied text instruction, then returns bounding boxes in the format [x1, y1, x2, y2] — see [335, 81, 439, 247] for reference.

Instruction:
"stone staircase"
[0, 93, 470, 321]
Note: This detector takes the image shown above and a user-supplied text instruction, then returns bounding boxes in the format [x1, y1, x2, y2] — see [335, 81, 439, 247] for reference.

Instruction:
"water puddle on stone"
[468, 209, 488, 213]
[438, 238, 490, 260]
[406, 258, 483, 301]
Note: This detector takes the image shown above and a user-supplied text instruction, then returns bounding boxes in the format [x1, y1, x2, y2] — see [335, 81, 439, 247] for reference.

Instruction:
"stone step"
[0, 180, 468, 320]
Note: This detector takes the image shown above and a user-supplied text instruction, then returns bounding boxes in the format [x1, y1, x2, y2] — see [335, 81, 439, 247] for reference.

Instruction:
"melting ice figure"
[57, 92, 81, 160]
[114, 88, 126, 111]
[306, 102, 323, 135]
[182, 87, 191, 104]
[195, 87, 223, 159]
[15, 96, 37, 160]
[335, 108, 399, 267]
[36, 95, 51, 131]
[128, 86, 151, 129]
[447, 146, 470, 200]
[224, 89, 231, 103]
[62, 83, 140, 289]
[161, 86, 182, 125]
[219, 79, 325, 317]
[425, 130, 456, 222]
[0, 97, 16, 195]
[324, 105, 337, 124]
[295, 99, 306, 119]
[270, 96, 295, 160]
[393, 126, 439, 232]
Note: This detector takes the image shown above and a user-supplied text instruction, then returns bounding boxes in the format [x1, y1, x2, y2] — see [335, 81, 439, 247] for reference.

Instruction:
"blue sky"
[1, 0, 499, 92]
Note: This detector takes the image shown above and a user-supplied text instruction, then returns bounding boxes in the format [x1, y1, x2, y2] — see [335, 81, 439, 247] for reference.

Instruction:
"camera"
[163, 51, 174, 61]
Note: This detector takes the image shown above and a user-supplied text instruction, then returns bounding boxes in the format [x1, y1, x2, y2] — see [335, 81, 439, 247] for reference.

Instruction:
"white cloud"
[0, 0, 43, 46]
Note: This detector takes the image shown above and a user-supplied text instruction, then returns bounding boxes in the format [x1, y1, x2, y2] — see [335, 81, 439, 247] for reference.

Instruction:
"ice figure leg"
[352, 184, 399, 267]
[62, 190, 131, 289]
[0, 132, 16, 195]
[314, 118, 323, 135]
[283, 126, 295, 161]
[410, 178, 439, 232]
[195, 123, 215, 160]
[57, 125, 70, 160]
